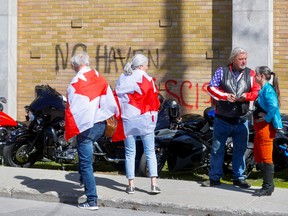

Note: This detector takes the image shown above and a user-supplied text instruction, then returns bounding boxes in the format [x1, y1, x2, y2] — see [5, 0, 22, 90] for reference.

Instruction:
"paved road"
[0, 197, 182, 216]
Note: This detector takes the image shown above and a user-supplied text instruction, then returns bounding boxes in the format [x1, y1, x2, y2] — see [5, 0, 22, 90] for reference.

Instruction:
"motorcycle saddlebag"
[181, 114, 210, 133]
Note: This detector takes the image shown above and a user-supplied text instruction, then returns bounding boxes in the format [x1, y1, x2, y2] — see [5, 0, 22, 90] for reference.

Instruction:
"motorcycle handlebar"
[275, 130, 288, 141]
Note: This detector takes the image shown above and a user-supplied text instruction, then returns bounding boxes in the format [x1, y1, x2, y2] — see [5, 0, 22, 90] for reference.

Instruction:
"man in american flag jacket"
[201, 47, 260, 189]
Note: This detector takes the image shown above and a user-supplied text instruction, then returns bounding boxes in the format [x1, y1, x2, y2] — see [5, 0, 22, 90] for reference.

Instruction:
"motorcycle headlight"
[59, 120, 65, 127]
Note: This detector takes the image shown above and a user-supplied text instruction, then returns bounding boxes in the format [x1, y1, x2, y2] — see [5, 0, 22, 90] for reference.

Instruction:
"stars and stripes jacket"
[207, 65, 260, 118]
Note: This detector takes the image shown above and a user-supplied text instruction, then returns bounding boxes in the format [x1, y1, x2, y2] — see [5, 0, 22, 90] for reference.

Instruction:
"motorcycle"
[138, 99, 212, 176]
[0, 97, 27, 160]
[138, 100, 255, 177]
[271, 114, 288, 172]
[2, 85, 171, 171]
[2, 85, 74, 168]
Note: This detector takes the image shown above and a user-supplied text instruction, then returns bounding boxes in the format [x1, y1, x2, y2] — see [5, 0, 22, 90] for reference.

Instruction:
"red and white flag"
[65, 67, 118, 141]
[112, 70, 160, 142]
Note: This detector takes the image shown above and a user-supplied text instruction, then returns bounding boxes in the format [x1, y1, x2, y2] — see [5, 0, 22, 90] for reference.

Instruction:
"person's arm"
[207, 67, 229, 101]
[240, 70, 260, 101]
[264, 87, 279, 123]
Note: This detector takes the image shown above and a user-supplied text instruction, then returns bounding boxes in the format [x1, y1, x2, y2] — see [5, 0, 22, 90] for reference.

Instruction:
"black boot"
[254, 163, 274, 196]
[253, 163, 264, 194]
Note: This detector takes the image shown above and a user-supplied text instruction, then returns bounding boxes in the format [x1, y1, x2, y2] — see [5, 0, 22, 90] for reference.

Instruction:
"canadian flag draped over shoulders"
[112, 69, 160, 142]
[65, 66, 119, 141]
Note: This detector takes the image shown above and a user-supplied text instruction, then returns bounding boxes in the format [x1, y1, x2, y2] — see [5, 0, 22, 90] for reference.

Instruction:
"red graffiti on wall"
[155, 79, 212, 110]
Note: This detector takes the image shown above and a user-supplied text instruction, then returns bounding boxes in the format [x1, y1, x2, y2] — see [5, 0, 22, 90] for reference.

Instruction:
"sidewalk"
[0, 166, 287, 216]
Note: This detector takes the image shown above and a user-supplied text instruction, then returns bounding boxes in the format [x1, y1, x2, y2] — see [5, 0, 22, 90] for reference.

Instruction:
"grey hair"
[255, 66, 272, 79]
[124, 54, 148, 76]
[71, 51, 90, 67]
[228, 47, 247, 64]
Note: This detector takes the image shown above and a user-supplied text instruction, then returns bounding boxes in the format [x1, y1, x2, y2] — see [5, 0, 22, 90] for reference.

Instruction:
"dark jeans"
[76, 121, 105, 203]
[209, 117, 249, 181]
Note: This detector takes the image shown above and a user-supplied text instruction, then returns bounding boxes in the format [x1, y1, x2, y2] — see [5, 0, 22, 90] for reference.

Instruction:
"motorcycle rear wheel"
[138, 147, 168, 177]
[3, 142, 37, 168]
[273, 140, 287, 172]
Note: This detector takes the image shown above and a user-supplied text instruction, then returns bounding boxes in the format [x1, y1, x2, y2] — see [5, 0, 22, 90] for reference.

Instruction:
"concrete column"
[233, 0, 273, 70]
[0, 0, 17, 118]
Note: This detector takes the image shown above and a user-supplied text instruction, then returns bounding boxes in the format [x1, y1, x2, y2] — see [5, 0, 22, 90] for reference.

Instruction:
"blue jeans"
[77, 121, 105, 203]
[124, 133, 158, 179]
[209, 117, 249, 181]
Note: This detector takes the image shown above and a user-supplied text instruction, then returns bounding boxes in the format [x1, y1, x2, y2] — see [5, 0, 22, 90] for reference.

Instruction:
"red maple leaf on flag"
[127, 76, 160, 114]
[72, 70, 108, 101]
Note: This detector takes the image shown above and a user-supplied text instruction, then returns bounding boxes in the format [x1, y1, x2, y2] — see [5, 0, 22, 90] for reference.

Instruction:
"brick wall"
[274, 1, 288, 109]
[17, 1, 287, 120]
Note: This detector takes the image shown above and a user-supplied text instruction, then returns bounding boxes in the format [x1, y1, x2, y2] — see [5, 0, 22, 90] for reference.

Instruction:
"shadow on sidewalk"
[65, 172, 151, 194]
[196, 180, 256, 194]
[14, 175, 83, 204]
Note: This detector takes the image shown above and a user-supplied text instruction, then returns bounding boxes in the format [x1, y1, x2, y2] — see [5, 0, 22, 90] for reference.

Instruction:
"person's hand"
[255, 112, 266, 123]
[227, 94, 237, 102]
[258, 112, 266, 118]
[236, 94, 246, 102]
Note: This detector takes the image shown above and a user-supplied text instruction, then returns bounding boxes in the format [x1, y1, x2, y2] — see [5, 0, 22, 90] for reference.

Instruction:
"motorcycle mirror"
[0, 97, 7, 104]
[62, 95, 67, 102]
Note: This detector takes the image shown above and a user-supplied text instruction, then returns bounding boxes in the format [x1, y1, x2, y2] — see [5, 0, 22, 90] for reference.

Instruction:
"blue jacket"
[257, 82, 283, 129]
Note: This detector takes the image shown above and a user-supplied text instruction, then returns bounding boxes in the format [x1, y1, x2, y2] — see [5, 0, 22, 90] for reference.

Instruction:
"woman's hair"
[124, 54, 148, 75]
[228, 47, 247, 64]
[71, 51, 90, 67]
[255, 66, 281, 106]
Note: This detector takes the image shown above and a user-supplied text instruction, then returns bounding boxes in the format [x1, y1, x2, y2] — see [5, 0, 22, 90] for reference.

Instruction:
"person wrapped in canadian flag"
[65, 51, 118, 210]
[113, 53, 161, 195]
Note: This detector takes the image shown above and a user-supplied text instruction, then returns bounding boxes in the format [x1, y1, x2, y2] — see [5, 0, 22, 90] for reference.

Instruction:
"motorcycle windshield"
[29, 85, 65, 113]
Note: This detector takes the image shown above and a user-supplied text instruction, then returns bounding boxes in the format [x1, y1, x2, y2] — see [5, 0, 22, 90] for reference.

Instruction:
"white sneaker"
[151, 185, 161, 194]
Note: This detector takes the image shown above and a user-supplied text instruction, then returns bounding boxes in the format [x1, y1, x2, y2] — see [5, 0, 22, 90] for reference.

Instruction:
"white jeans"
[124, 133, 158, 179]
